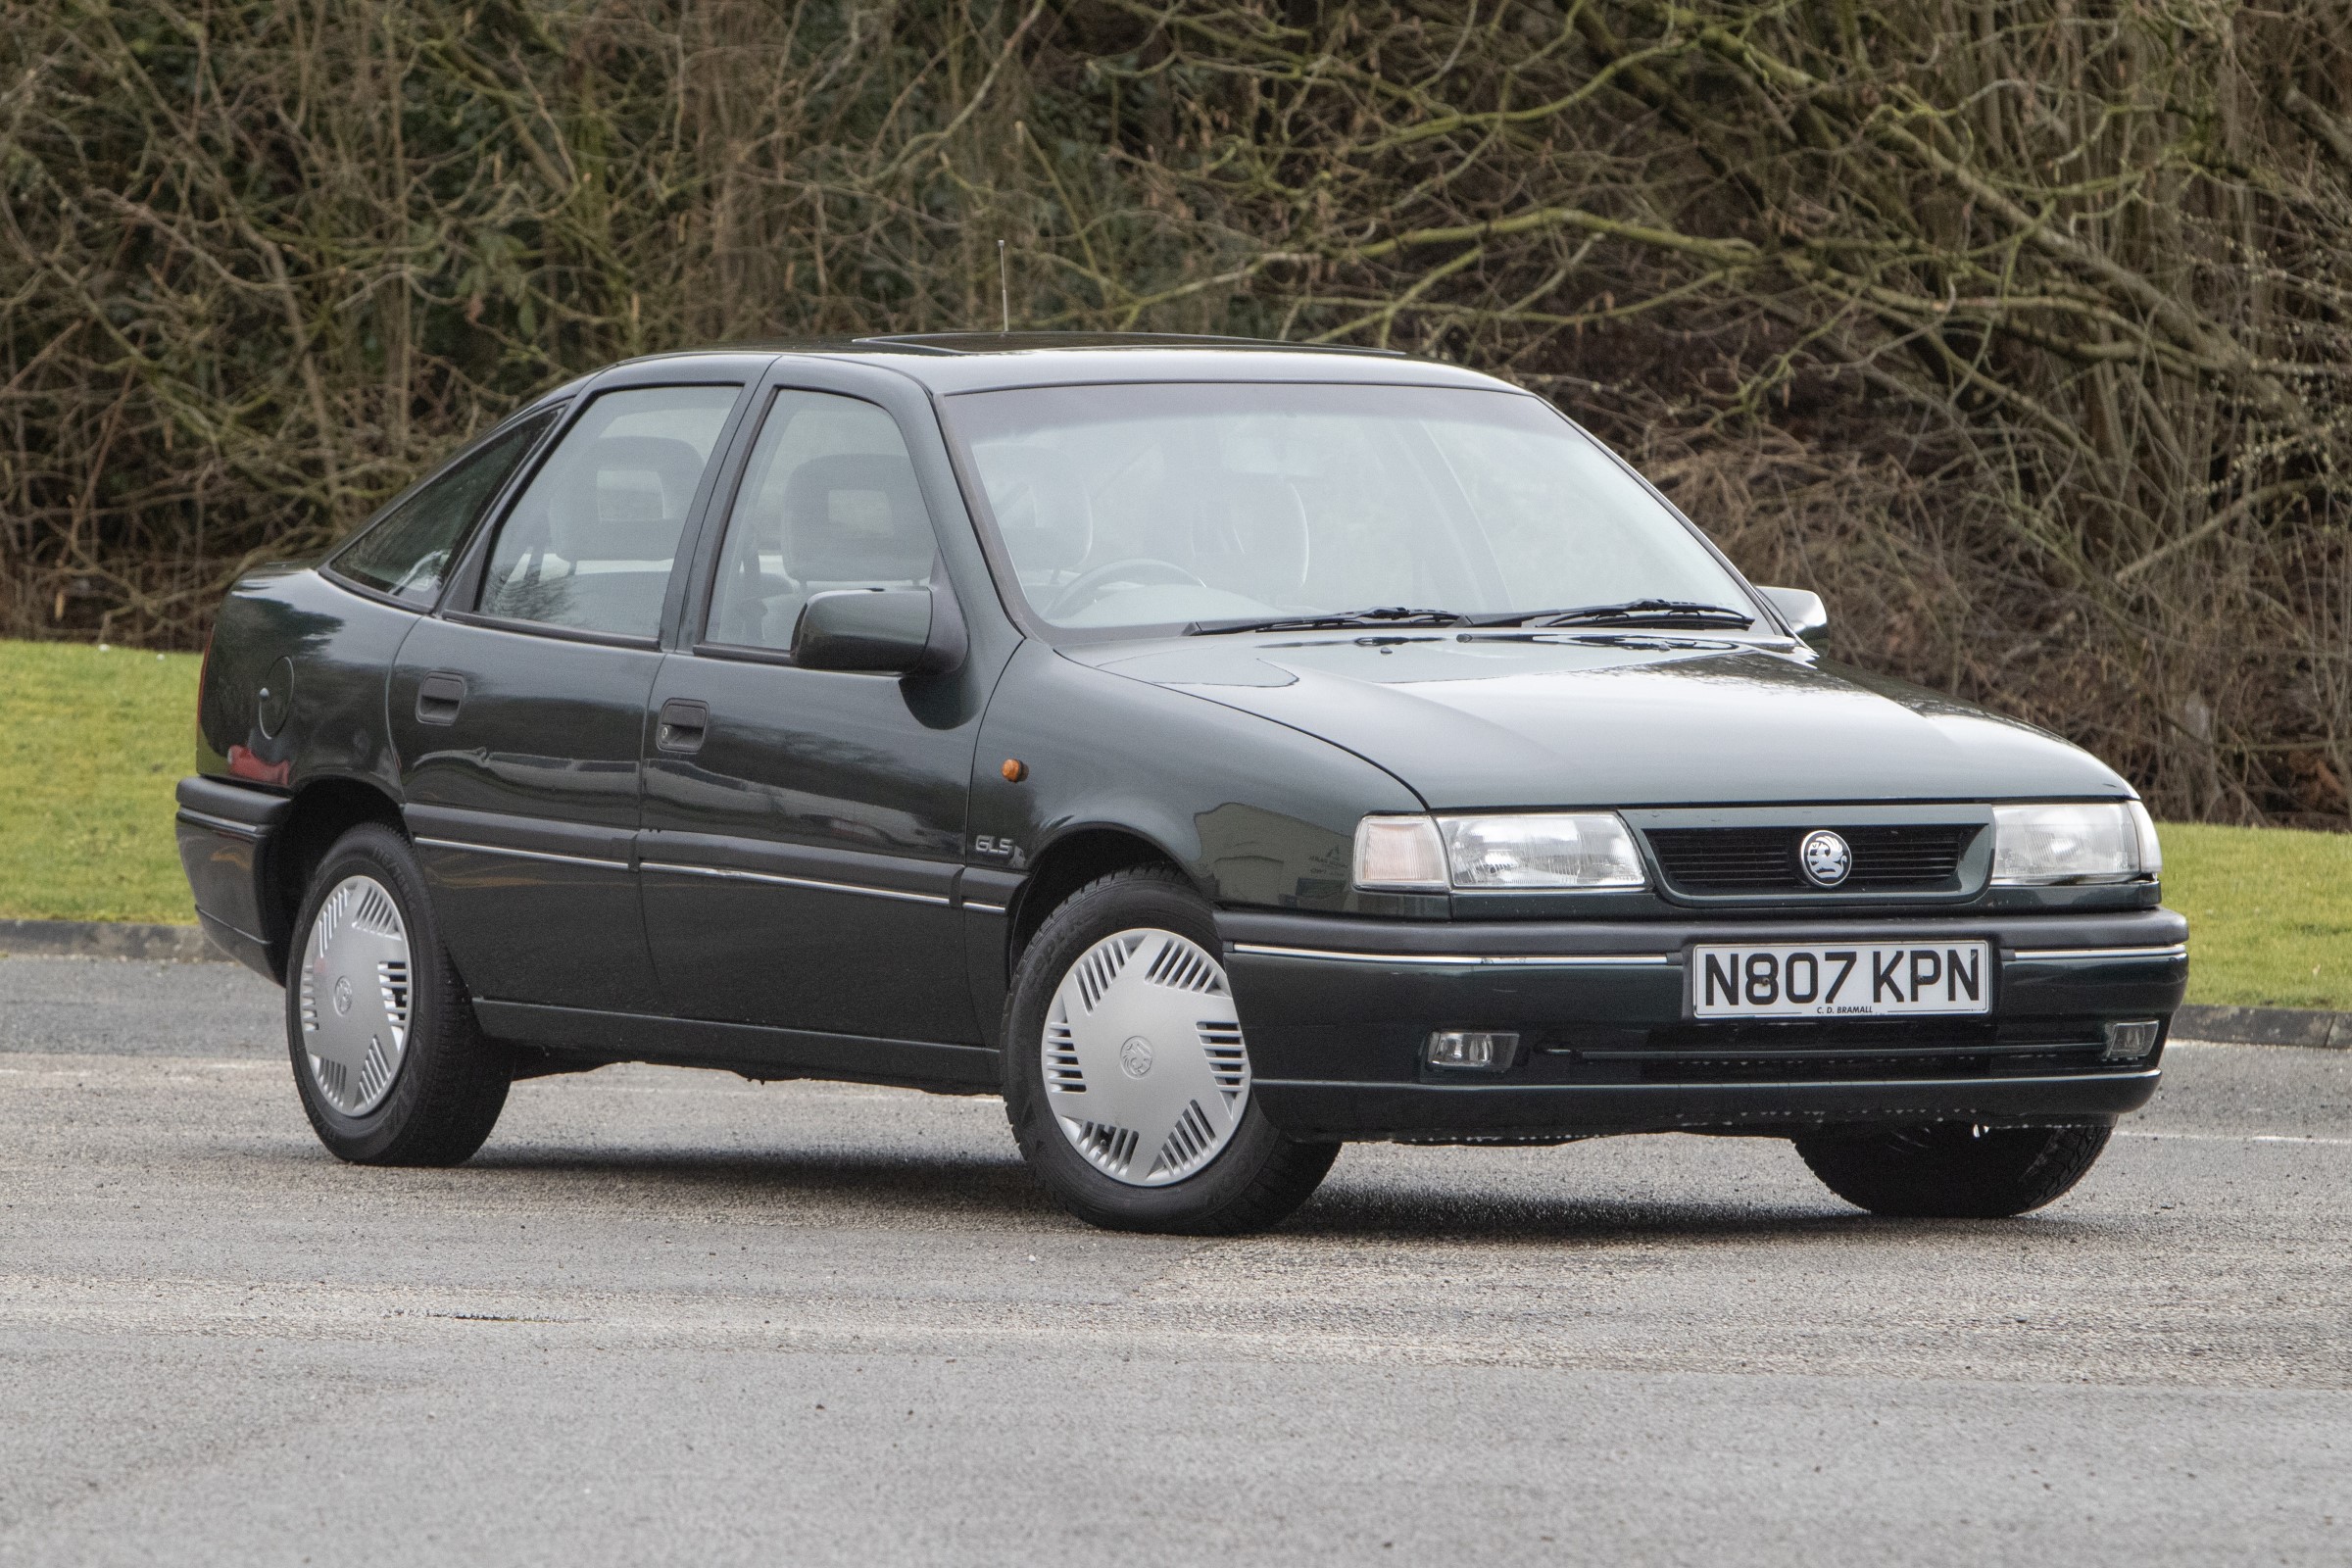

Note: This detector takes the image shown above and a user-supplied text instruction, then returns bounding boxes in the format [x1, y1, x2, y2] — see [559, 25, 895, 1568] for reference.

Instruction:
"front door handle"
[656, 699, 710, 756]
[415, 672, 466, 726]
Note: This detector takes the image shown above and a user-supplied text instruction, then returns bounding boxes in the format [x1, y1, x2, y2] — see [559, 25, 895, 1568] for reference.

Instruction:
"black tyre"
[1793, 1121, 2111, 1218]
[283, 822, 512, 1165]
[1002, 866, 1339, 1234]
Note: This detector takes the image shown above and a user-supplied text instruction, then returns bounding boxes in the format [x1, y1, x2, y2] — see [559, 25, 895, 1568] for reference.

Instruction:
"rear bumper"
[1217, 906, 2185, 1141]
[174, 776, 290, 980]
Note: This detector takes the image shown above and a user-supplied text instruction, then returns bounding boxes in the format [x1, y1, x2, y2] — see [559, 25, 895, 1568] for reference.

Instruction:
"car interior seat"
[763, 453, 938, 649]
[1191, 470, 1311, 607]
[483, 434, 705, 633]
[981, 449, 1095, 587]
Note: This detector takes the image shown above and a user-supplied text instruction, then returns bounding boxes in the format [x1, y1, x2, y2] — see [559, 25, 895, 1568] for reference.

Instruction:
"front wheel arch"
[1000, 864, 1338, 1234]
[1004, 825, 1196, 973]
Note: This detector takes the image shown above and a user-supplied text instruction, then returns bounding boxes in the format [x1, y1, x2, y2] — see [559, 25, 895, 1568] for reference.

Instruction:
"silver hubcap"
[297, 875, 413, 1115]
[1043, 928, 1250, 1187]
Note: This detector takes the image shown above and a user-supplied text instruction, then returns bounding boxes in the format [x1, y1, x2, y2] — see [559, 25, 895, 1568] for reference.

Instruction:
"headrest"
[1193, 469, 1309, 595]
[784, 454, 935, 582]
[555, 435, 708, 562]
[980, 450, 1092, 574]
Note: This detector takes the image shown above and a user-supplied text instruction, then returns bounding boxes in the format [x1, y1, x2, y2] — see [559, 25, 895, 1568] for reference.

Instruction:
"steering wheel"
[1045, 557, 1206, 620]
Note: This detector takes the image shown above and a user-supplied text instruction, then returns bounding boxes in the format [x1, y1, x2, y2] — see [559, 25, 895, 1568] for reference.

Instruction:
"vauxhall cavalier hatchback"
[178, 335, 2186, 1233]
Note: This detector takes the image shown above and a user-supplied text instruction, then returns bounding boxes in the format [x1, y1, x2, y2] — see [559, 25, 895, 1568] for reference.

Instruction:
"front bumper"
[1218, 906, 2185, 1141]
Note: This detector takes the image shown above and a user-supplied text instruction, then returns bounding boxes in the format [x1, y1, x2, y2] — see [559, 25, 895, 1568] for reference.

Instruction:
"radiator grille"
[1643, 824, 1978, 895]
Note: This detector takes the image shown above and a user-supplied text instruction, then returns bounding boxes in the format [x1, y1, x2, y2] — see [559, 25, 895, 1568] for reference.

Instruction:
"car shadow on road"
[1283, 1182, 2102, 1246]
[434, 1142, 2104, 1248]
[457, 1144, 1062, 1219]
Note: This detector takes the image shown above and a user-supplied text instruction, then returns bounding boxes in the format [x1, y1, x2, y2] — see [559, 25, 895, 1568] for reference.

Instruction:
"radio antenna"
[998, 240, 1010, 335]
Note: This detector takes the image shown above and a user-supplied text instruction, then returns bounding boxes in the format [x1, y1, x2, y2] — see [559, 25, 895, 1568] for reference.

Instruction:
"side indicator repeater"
[1001, 759, 1029, 783]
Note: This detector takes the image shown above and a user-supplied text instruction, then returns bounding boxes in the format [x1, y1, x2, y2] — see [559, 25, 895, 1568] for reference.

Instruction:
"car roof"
[598, 332, 1526, 397]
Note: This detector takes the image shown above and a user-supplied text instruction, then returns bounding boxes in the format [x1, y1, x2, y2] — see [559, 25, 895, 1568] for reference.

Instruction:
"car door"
[390, 369, 757, 1013]
[638, 367, 994, 1050]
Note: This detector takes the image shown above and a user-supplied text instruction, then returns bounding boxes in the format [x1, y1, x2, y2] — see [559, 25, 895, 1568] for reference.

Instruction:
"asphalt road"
[2, 955, 2346, 1566]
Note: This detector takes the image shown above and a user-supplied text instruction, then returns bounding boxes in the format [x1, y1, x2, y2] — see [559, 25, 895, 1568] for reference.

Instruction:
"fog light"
[1426, 1030, 1519, 1072]
[2102, 1019, 2162, 1061]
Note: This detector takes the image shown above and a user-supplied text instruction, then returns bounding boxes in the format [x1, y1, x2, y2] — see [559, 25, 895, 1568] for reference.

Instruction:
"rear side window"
[477, 385, 741, 638]
[332, 410, 557, 604]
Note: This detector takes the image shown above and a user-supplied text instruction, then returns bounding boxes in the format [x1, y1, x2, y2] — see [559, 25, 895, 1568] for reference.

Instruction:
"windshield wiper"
[1467, 598, 1755, 629]
[1186, 606, 1469, 635]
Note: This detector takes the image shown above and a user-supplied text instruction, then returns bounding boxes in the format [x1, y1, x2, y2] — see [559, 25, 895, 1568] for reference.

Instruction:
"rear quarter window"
[332, 409, 560, 604]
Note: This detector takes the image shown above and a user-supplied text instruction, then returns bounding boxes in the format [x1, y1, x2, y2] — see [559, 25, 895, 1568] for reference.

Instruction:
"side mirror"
[794, 588, 964, 675]
[1759, 585, 1829, 640]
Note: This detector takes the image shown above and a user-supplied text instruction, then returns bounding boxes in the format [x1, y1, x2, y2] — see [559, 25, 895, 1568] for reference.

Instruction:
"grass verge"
[1, 639, 2346, 1008]
[2156, 822, 2352, 1011]
[1, 638, 199, 924]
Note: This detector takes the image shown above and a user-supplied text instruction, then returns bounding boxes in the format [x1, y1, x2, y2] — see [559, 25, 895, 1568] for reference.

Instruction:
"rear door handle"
[656, 699, 710, 756]
[415, 672, 466, 726]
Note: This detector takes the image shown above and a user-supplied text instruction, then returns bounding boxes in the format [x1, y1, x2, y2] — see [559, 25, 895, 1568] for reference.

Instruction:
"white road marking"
[2117, 1130, 2352, 1147]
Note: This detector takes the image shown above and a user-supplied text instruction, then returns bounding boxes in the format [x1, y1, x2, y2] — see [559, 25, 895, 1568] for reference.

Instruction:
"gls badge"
[971, 834, 1018, 858]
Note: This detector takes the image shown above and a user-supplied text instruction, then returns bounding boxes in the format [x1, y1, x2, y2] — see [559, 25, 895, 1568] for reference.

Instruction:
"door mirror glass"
[332, 409, 558, 605]
[478, 384, 741, 637]
[794, 589, 935, 672]
[1760, 585, 1829, 639]
[705, 390, 942, 652]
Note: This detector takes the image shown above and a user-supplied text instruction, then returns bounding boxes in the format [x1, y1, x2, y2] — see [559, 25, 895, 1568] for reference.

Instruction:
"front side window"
[332, 409, 557, 605]
[946, 382, 1751, 631]
[704, 390, 937, 652]
[477, 384, 741, 638]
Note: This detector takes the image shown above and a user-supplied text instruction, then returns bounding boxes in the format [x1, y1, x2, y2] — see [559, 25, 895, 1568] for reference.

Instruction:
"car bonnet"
[1073, 634, 2131, 810]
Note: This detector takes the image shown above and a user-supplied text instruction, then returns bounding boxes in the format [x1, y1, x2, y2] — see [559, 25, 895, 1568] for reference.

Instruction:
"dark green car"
[177, 335, 2185, 1233]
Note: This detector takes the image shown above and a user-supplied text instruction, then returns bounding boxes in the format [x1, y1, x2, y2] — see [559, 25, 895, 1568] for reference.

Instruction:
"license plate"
[1689, 941, 1991, 1019]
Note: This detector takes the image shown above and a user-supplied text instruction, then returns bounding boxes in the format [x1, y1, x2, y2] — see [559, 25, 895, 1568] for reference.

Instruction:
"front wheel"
[1002, 867, 1338, 1234]
[285, 823, 513, 1165]
[1793, 1122, 2111, 1217]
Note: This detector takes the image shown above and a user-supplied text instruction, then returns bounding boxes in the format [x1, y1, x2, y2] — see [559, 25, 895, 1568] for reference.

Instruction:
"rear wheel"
[1794, 1122, 2111, 1217]
[285, 823, 512, 1165]
[1002, 866, 1338, 1234]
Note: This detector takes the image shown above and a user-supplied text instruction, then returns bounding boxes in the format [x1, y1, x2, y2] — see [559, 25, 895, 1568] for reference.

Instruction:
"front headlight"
[1353, 813, 1647, 891]
[1991, 802, 2157, 885]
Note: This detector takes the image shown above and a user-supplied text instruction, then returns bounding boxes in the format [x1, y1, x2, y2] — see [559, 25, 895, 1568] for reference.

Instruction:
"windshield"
[947, 381, 1752, 632]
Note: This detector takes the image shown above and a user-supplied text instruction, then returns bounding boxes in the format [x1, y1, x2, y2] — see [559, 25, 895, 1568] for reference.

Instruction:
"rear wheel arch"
[283, 819, 513, 1164]
[265, 777, 408, 980]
